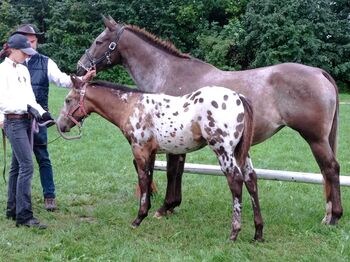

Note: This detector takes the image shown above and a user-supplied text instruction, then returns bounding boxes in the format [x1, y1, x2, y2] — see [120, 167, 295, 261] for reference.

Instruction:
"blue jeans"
[4, 118, 34, 224]
[33, 125, 55, 199]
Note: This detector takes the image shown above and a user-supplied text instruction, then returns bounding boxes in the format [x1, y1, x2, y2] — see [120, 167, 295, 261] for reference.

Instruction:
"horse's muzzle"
[76, 66, 87, 76]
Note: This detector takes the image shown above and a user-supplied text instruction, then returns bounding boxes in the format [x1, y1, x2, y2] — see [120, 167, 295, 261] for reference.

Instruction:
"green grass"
[0, 86, 350, 261]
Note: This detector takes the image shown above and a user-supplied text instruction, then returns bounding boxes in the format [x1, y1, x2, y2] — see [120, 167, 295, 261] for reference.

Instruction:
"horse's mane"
[124, 25, 192, 59]
[89, 80, 148, 93]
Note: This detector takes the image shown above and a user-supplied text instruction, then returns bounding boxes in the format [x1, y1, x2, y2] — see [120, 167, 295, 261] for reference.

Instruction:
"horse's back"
[202, 63, 338, 144]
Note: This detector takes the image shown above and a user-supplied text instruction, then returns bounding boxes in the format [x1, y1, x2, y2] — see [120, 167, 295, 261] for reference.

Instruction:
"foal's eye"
[65, 98, 71, 104]
[96, 40, 103, 45]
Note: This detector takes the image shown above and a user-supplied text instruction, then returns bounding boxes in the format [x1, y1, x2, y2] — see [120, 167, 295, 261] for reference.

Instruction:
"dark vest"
[27, 53, 49, 110]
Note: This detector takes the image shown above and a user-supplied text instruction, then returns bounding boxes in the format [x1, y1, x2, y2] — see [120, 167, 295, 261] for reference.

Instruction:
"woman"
[0, 34, 53, 229]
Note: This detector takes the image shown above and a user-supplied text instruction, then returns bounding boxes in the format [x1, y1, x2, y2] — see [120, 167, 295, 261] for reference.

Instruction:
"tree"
[234, 0, 350, 88]
[0, 0, 21, 43]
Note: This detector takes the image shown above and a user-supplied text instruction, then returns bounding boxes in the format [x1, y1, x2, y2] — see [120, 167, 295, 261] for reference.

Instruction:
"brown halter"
[64, 84, 88, 128]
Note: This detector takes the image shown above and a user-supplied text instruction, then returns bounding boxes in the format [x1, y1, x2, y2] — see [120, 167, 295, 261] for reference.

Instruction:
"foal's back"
[130, 86, 245, 155]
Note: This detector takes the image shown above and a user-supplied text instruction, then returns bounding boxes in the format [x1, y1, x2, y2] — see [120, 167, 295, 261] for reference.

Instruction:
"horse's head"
[77, 15, 124, 76]
[57, 75, 89, 132]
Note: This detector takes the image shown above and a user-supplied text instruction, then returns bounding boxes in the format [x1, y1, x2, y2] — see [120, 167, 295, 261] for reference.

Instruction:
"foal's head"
[77, 16, 123, 75]
[57, 76, 88, 132]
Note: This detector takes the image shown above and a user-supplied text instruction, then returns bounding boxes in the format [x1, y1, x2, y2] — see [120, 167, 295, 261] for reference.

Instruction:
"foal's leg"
[224, 165, 244, 241]
[308, 139, 342, 224]
[133, 156, 158, 198]
[131, 153, 154, 227]
[155, 153, 186, 218]
[242, 155, 264, 241]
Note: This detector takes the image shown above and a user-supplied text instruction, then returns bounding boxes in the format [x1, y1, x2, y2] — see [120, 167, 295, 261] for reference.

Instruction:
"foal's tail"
[322, 70, 339, 155]
[235, 95, 254, 168]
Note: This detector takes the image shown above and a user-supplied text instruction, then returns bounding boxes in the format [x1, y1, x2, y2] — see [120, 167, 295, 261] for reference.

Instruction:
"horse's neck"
[119, 30, 217, 93]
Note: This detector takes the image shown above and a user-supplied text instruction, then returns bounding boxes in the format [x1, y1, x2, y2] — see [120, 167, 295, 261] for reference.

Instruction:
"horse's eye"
[65, 98, 71, 104]
[96, 40, 103, 45]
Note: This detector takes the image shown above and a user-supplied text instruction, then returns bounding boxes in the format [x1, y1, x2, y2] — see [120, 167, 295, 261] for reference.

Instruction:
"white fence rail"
[154, 161, 350, 187]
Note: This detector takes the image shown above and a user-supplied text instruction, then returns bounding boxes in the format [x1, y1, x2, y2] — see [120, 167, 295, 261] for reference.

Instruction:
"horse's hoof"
[154, 211, 163, 219]
[329, 217, 339, 225]
[322, 216, 339, 225]
[253, 236, 264, 243]
[321, 214, 332, 225]
[154, 207, 176, 219]
[254, 228, 264, 242]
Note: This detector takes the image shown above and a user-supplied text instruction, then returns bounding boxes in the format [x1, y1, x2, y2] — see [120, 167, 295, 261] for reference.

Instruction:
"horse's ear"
[102, 14, 115, 31]
[107, 15, 117, 25]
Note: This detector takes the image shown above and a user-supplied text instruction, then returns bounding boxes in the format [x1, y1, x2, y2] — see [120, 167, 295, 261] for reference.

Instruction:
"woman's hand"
[82, 68, 96, 82]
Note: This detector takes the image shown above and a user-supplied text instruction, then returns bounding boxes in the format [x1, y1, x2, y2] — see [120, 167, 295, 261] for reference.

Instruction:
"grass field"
[0, 87, 349, 261]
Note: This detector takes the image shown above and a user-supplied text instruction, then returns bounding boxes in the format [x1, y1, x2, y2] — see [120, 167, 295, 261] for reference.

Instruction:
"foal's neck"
[87, 86, 141, 128]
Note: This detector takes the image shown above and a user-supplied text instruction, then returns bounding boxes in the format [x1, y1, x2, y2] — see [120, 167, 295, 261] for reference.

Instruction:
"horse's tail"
[235, 95, 254, 168]
[322, 70, 339, 155]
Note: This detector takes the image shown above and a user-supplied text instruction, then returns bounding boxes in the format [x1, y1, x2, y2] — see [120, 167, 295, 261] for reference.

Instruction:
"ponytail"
[0, 43, 9, 59]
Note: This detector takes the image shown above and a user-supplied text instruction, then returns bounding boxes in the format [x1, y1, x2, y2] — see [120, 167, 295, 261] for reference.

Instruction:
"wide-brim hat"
[8, 34, 37, 56]
[11, 24, 44, 36]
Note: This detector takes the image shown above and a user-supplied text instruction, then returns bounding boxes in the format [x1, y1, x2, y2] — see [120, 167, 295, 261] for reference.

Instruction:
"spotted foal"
[57, 76, 263, 241]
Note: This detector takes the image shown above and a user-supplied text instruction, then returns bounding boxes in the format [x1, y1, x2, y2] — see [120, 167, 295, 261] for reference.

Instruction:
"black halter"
[79, 26, 125, 71]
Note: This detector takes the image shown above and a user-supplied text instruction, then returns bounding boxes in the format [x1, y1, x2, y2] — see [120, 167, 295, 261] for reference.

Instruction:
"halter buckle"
[109, 42, 117, 50]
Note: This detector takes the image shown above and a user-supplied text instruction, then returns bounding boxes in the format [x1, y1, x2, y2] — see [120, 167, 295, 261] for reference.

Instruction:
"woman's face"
[9, 49, 29, 63]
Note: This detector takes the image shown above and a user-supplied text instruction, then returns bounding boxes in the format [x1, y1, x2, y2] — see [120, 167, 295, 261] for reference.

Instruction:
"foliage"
[235, 0, 350, 86]
[0, 0, 349, 90]
[0, 0, 20, 42]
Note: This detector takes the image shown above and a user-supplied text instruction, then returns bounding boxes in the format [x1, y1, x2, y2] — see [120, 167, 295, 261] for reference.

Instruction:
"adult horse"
[57, 76, 262, 241]
[76, 16, 342, 225]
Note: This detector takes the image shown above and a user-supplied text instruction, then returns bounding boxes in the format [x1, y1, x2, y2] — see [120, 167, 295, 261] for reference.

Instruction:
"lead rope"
[31, 119, 83, 148]
[2, 129, 6, 183]
[2, 119, 82, 184]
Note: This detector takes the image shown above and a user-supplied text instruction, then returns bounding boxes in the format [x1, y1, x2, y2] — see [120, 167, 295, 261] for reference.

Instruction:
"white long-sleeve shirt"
[47, 57, 72, 88]
[26, 55, 73, 88]
[0, 57, 46, 116]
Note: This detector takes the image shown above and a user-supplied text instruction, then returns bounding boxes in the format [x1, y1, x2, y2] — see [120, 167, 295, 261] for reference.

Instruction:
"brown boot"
[44, 198, 56, 211]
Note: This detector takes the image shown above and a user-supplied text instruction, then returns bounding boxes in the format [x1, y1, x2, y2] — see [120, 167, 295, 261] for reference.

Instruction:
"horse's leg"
[155, 153, 186, 218]
[224, 165, 244, 241]
[307, 139, 342, 224]
[242, 155, 264, 241]
[131, 153, 154, 227]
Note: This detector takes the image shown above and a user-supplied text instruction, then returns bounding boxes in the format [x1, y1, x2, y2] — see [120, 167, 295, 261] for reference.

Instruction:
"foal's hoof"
[229, 235, 238, 241]
[131, 219, 141, 228]
[229, 232, 240, 241]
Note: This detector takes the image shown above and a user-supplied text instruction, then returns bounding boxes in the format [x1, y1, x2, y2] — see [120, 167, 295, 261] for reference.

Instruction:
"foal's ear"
[70, 74, 82, 88]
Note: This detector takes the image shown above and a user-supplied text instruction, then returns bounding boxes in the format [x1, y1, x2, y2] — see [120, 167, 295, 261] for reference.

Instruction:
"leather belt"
[5, 114, 32, 120]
